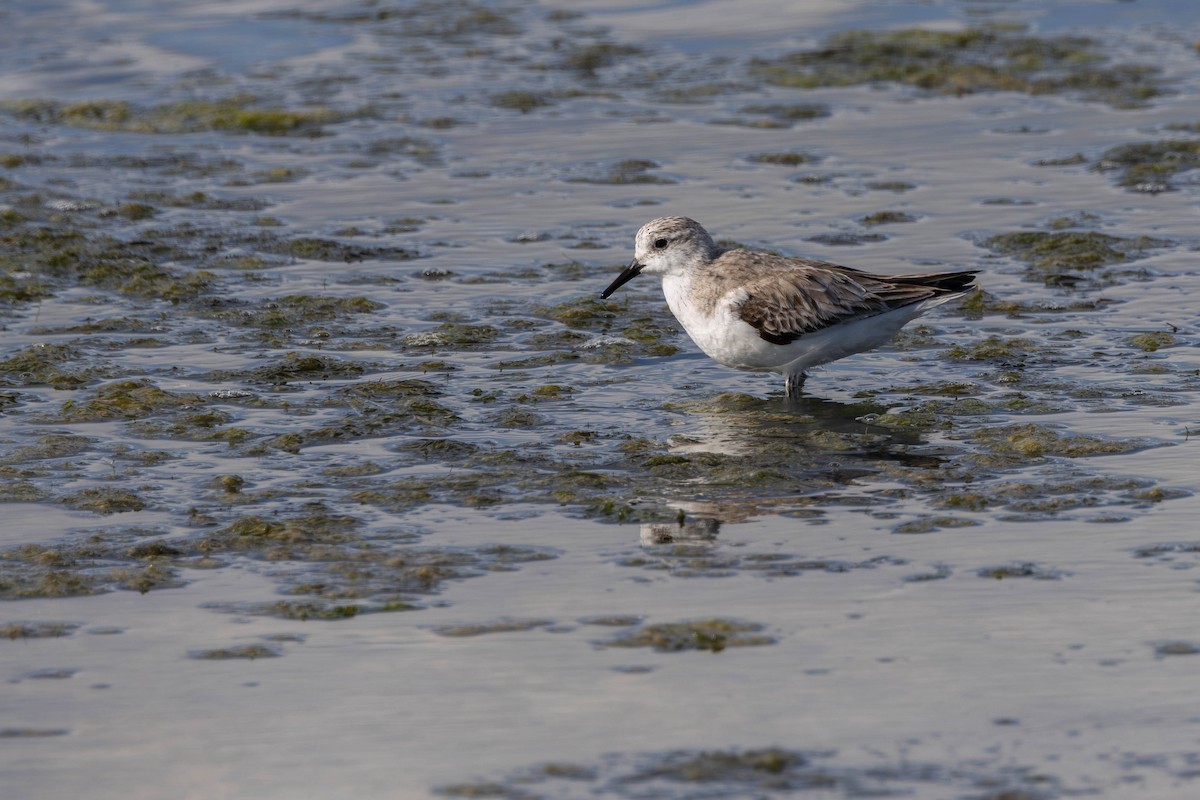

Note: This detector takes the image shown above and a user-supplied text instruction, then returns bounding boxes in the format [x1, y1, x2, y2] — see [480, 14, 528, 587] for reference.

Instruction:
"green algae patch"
[206, 295, 385, 331]
[198, 512, 362, 554]
[491, 91, 554, 113]
[747, 152, 818, 167]
[29, 317, 167, 335]
[431, 618, 554, 637]
[956, 288, 1120, 319]
[0, 482, 47, 501]
[1, 621, 81, 639]
[403, 323, 500, 348]
[277, 295, 384, 314]
[126, 190, 269, 211]
[337, 378, 445, 402]
[964, 475, 1171, 518]
[89, 263, 217, 303]
[188, 644, 281, 660]
[621, 545, 902, 580]
[348, 454, 684, 521]
[110, 562, 182, 593]
[936, 492, 992, 512]
[868, 180, 917, 193]
[0, 567, 101, 599]
[860, 211, 917, 226]
[750, 27, 1162, 107]
[399, 438, 478, 461]
[528, 384, 572, 400]
[1129, 332, 1177, 352]
[578, 615, 644, 627]
[0, 219, 216, 302]
[602, 619, 775, 652]
[804, 232, 886, 246]
[970, 423, 1153, 459]
[983, 231, 1169, 286]
[0, 343, 115, 390]
[901, 381, 983, 397]
[2, 97, 358, 136]
[561, 41, 643, 77]
[265, 397, 460, 451]
[261, 237, 416, 262]
[61, 488, 148, 514]
[942, 336, 1044, 363]
[295, 0, 521, 37]
[435, 745, 1065, 799]
[113, 203, 157, 220]
[0, 729, 70, 739]
[566, 159, 676, 185]
[437, 782, 523, 798]
[895, 395, 1062, 420]
[977, 562, 1065, 580]
[182, 507, 558, 618]
[54, 380, 202, 422]
[0, 274, 54, 305]
[893, 516, 981, 534]
[664, 392, 780, 416]
[539, 298, 623, 328]
[1153, 641, 1200, 657]
[129, 411, 252, 445]
[1094, 140, 1200, 192]
[0, 527, 187, 599]
[226, 352, 371, 385]
[739, 103, 830, 125]
[215, 601, 367, 621]
[631, 748, 806, 783]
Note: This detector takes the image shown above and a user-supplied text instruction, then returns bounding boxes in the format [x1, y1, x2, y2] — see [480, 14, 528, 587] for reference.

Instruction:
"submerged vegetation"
[1093, 138, 1200, 192]
[983, 230, 1169, 286]
[437, 745, 1074, 799]
[1, 97, 363, 136]
[750, 26, 1164, 107]
[601, 619, 776, 652]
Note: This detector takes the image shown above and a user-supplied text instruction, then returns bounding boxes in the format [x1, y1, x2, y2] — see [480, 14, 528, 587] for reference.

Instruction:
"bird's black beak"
[600, 259, 643, 299]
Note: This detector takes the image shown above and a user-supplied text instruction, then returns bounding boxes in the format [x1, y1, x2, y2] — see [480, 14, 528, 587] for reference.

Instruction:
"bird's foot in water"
[784, 372, 808, 398]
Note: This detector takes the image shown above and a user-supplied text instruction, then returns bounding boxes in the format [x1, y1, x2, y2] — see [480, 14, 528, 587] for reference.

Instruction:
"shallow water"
[2, 0, 1199, 798]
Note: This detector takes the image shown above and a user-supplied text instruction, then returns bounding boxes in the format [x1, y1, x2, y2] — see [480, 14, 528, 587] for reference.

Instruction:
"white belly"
[662, 273, 943, 376]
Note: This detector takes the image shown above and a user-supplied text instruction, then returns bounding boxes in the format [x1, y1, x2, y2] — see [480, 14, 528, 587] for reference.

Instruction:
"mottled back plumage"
[728, 252, 978, 344]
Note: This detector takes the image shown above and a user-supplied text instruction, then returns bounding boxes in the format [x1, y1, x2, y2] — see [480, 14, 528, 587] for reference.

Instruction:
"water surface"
[1, 1, 1199, 798]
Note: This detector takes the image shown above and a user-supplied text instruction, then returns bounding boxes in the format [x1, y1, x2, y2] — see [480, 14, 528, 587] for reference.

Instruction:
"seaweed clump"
[435, 745, 1067, 798]
[602, 619, 775, 652]
[1, 97, 360, 136]
[1094, 139, 1200, 193]
[969, 423, 1153, 459]
[984, 231, 1168, 287]
[750, 27, 1162, 107]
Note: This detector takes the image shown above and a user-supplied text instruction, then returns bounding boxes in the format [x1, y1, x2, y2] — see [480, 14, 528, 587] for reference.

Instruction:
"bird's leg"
[785, 372, 807, 398]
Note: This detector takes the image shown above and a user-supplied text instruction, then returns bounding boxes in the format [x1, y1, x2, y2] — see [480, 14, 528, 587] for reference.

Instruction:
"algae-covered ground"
[2, 0, 1200, 798]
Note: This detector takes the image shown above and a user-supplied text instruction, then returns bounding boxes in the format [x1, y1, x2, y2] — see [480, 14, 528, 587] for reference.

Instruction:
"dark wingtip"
[898, 270, 980, 293]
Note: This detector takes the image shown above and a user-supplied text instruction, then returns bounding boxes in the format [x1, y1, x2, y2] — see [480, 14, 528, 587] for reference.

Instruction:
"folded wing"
[733, 256, 977, 346]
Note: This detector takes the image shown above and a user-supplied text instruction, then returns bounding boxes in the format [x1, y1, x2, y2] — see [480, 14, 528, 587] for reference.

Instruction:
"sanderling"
[600, 216, 978, 396]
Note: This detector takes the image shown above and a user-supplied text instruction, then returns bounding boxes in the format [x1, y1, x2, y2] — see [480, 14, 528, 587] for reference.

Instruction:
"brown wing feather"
[729, 254, 977, 345]
[738, 269, 887, 344]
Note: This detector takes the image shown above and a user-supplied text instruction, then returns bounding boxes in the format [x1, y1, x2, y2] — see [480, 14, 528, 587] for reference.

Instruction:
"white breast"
[662, 275, 779, 372]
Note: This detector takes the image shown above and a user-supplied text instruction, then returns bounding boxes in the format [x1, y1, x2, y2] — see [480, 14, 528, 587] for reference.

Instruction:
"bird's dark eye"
[653, 237, 668, 249]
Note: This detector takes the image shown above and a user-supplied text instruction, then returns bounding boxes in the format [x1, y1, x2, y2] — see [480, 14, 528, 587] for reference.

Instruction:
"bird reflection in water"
[633, 393, 949, 550]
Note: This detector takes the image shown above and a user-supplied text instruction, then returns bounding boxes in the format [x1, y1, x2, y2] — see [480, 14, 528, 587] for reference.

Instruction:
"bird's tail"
[893, 270, 979, 293]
